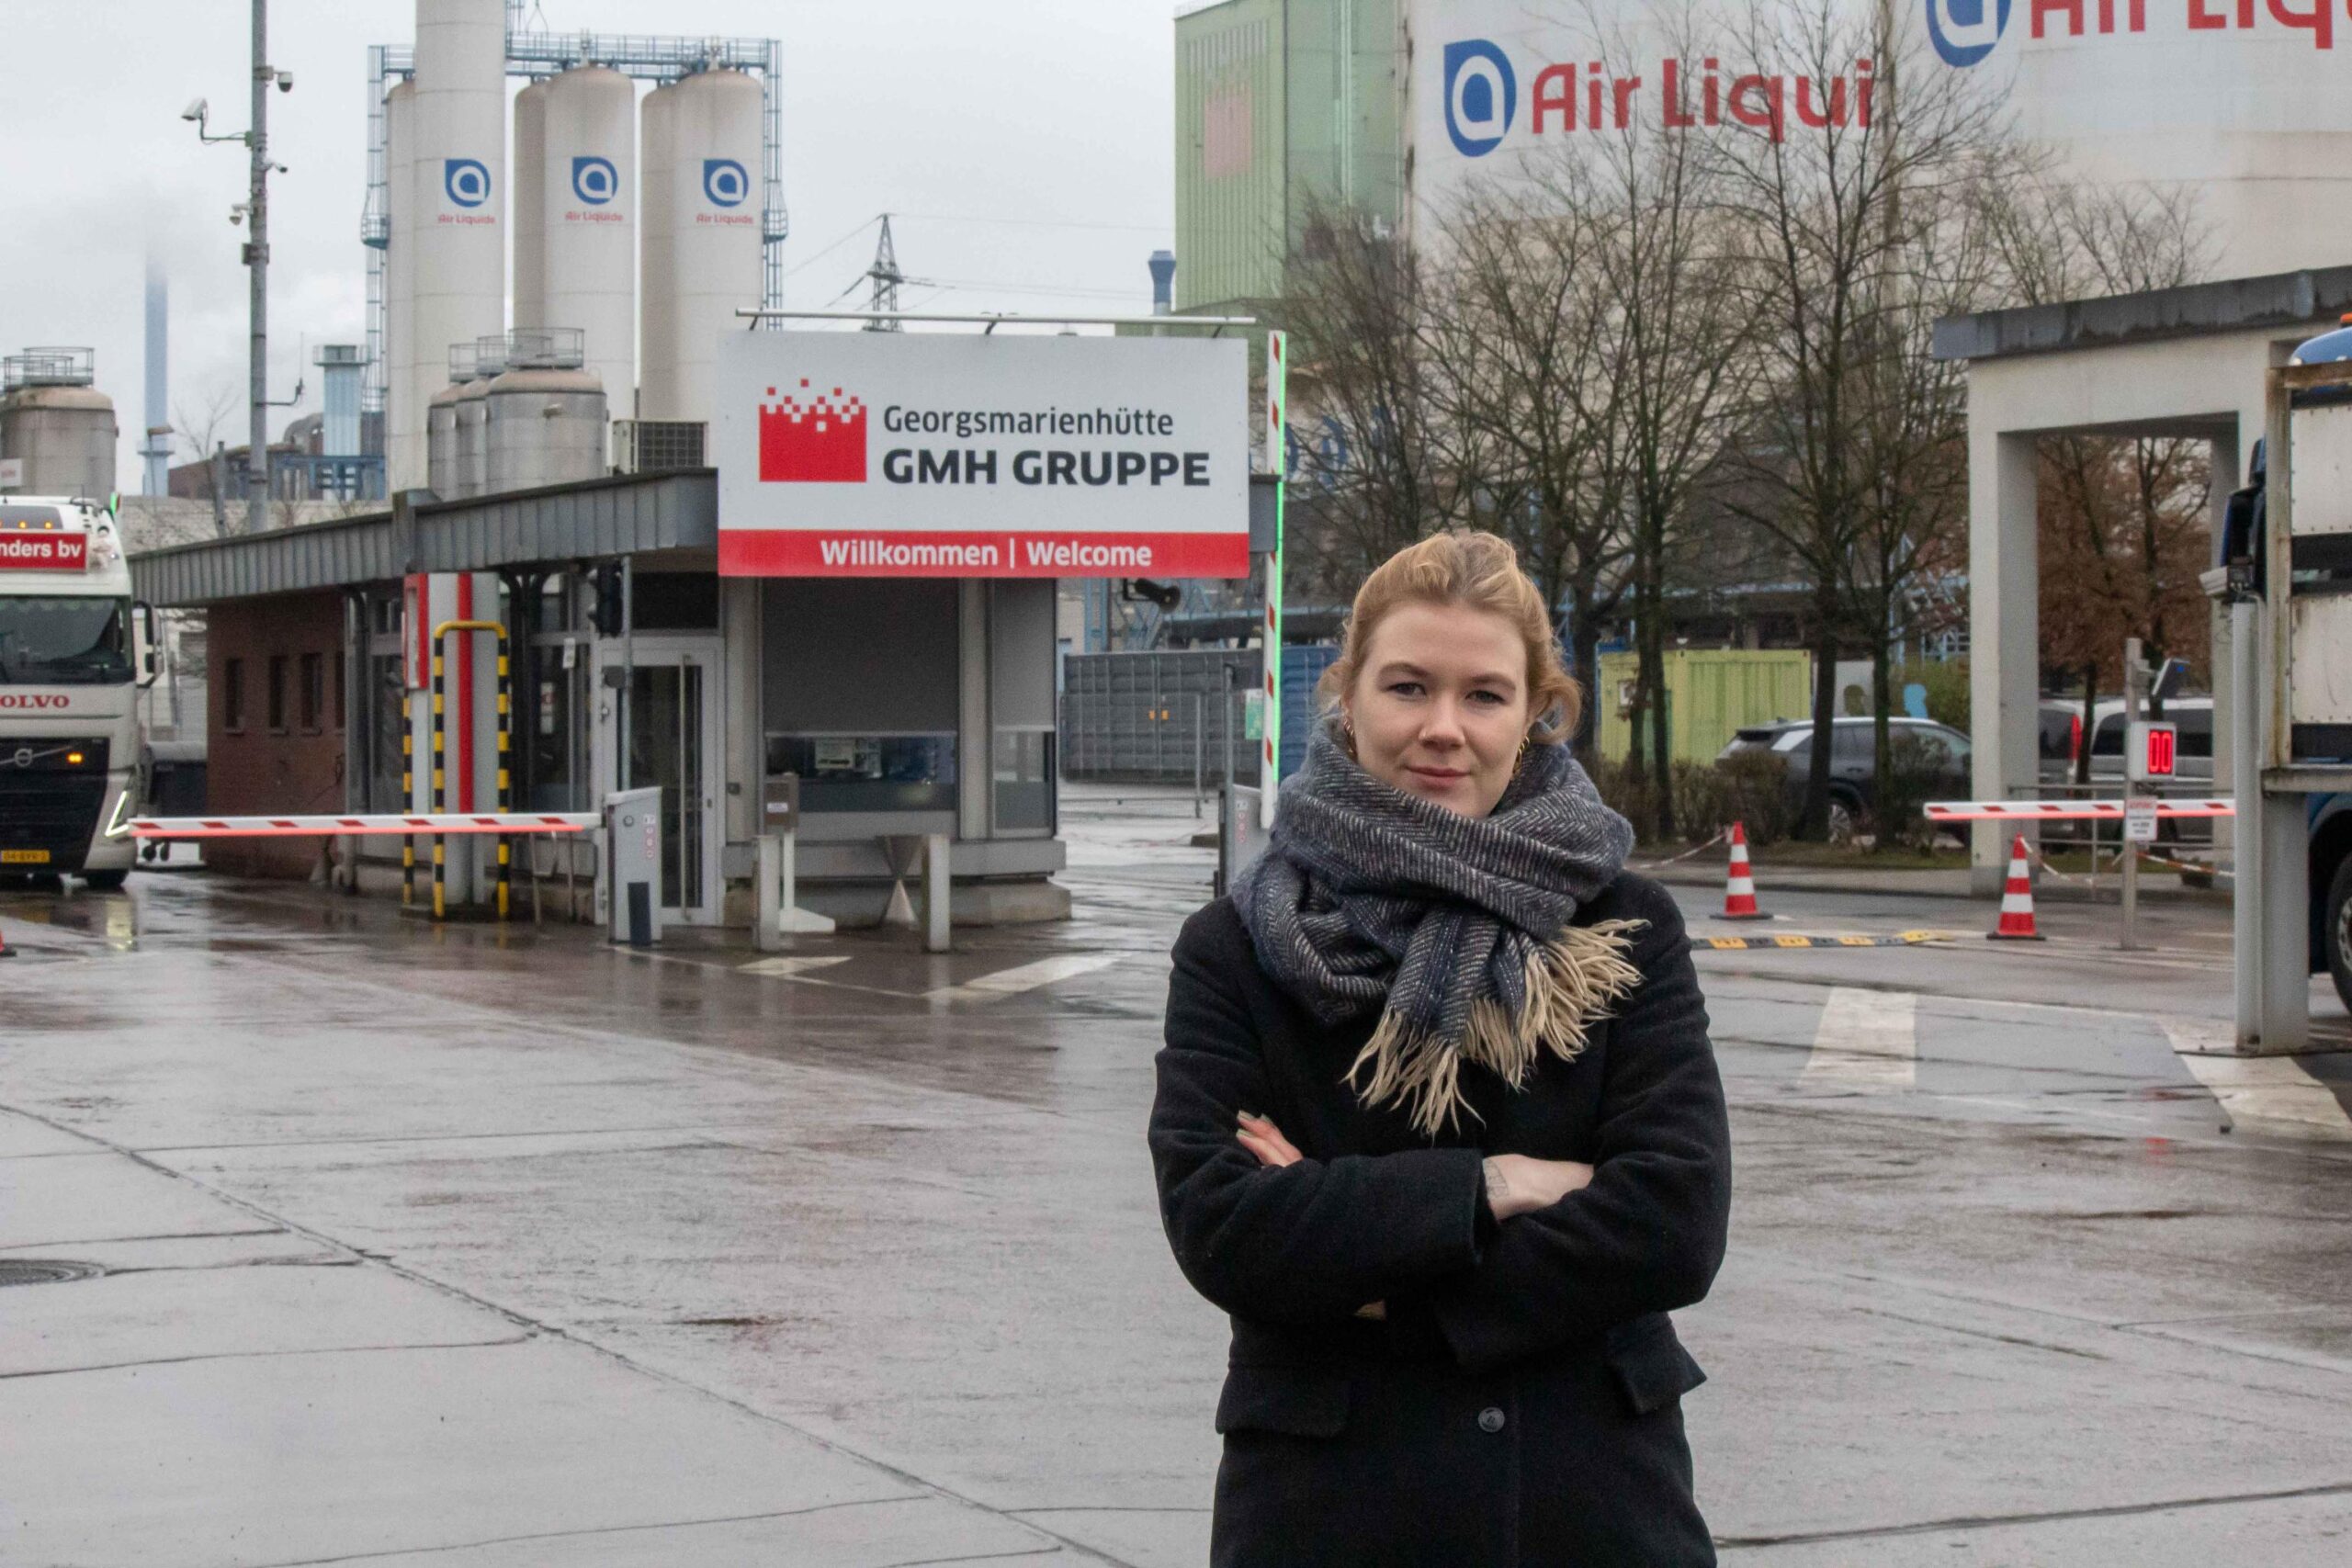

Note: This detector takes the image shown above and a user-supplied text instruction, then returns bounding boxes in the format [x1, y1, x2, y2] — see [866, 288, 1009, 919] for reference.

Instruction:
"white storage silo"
[639, 69, 762, 423]
[538, 68, 637, 421]
[405, 0, 505, 497]
[385, 76, 420, 491]
[511, 77, 549, 342]
[638, 82, 677, 421]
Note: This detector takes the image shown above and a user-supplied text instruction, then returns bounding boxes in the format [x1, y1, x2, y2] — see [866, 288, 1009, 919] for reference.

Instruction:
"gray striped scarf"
[1233, 720, 1643, 1136]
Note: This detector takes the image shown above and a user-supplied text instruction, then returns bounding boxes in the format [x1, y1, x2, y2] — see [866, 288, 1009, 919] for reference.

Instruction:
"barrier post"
[430, 638, 447, 919]
[494, 625, 511, 920]
[401, 721, 415, 907]
[923, 833, 951, 953]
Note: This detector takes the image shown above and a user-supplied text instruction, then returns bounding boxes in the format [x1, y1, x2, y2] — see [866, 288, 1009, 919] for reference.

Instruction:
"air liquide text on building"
[717, 333, 1250, 580]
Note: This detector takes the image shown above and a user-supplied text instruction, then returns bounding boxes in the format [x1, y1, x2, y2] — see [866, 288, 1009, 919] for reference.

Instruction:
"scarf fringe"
[1345, 919, 1647, 1137]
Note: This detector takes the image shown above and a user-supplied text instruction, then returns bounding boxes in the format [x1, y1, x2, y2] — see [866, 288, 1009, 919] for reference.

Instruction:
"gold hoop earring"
[1341, 717, 1359, 761]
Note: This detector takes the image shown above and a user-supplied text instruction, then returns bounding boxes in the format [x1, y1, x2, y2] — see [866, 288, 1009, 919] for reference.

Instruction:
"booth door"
[594, 638, 723, 926]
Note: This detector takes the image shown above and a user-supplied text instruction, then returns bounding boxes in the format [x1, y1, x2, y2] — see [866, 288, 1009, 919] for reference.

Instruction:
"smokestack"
[142, 254, 170, 494]
[1148, 249, 1176, 315]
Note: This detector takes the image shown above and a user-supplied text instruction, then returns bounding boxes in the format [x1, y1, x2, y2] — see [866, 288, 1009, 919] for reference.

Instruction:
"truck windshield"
[0, 596, 131, 685]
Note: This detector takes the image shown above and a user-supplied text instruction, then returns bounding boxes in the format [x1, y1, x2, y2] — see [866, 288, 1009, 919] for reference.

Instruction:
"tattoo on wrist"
[1483, 1157, 1507, 1213]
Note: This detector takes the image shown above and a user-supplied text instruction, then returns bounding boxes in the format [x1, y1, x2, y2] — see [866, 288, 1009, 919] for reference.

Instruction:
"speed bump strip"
[1693, 931, 1955, 951]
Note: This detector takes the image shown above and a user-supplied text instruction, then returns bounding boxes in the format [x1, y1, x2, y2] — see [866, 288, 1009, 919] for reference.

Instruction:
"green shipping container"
[1593, 650, 1813, 766]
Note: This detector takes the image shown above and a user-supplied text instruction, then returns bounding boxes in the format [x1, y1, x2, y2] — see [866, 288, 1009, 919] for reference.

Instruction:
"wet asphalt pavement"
[3, 786, 2350, 1565]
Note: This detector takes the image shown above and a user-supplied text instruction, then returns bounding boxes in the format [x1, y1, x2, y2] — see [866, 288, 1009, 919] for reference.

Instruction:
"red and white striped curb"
[1924, 799, 2233, 822]
[128, 813, 599, 840]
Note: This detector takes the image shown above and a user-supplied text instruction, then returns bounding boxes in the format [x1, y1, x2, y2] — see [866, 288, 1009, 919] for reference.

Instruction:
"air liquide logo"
[1443, 39, 1516, 158]
[703, 158, 749, 208]
[1925, 0, 2010, 67]
[571, 155, 617, 205]
[758, 380, 867, 483]
[444, 157, 492, 209]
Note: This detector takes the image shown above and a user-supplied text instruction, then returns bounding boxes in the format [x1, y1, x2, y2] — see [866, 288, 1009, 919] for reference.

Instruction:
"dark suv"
[1718, 716, 1973, 839]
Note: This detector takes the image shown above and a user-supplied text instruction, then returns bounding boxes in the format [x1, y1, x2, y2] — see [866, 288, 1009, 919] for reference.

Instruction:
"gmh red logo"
[0, 694, 69, 709]
[759, 380, 866, 483]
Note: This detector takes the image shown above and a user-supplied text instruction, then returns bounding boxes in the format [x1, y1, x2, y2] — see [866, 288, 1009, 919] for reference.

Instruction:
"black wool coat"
[1150, 872, 1731, 1567]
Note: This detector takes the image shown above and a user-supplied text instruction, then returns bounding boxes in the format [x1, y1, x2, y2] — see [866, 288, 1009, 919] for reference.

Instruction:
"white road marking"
[736, 954, 853, 980]
[924, 952, 1125, 1004]
[2163, 1020, 2352, 1140]
[1801, 987, 1918, 1091]
[734, 950, 1124, 1005]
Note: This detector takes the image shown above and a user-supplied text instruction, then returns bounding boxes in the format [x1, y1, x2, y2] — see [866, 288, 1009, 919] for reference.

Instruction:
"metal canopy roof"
[1933, 265, 2352, 364]
[130, 470, 717, 607]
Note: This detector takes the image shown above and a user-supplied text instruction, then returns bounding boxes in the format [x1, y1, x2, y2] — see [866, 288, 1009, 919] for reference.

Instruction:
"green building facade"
[1172, 0, 1403, 314]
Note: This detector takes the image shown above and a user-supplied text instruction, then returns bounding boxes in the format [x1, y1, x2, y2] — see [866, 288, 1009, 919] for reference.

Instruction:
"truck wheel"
[2328, 853, 2352, 1017]
[80, 870, 128, 892]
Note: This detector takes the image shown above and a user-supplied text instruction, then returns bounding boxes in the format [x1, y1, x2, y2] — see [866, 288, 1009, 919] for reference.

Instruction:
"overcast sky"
[0, 0, 1179, 489]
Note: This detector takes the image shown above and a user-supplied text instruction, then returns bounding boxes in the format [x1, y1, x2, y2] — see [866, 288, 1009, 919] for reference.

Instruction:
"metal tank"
[638, 69, 761, 423]
[425, 343, 474, 498]
[1401, 0, 2352, 280]
[537, 68, 637, 422]
[405, 0, 505, 498]
[0, 349, 117, 499]
[510, 77, 549, 343]
[487, 329, 606, 493]
[385, 76, 420, 491]
[454, 333, 505, 501]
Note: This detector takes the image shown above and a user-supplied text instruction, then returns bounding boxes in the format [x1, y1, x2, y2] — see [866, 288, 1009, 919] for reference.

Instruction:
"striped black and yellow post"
[493, 627, 512, 919]
[401, 722, 415, 907]
[429, 640, 447, 919]
[430, 619, 512, 922]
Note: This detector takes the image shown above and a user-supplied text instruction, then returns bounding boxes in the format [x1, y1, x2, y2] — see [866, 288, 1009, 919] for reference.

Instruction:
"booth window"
[223, 658, 245, 733]
[993, 728, 1055, 832]
[299, 652, 323, 733]
[266, 655, 288, 734]
[765, 733, 956, 814]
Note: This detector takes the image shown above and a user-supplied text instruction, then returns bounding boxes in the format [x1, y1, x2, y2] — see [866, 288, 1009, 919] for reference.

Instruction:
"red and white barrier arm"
[128, 813, 600, 840]
[1923, 799, 2234, 823]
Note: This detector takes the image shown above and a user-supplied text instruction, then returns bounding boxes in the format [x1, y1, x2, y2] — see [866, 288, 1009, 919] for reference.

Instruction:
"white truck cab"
[0, 496, 152, 887]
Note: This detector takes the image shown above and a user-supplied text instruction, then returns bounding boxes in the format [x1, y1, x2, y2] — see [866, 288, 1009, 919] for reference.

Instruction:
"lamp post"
[183, 0, 292, 536]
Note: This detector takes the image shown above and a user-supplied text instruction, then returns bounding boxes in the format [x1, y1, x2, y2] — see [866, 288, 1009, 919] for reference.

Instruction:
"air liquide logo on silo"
[1925, 0, 2011, 68]
[571, 156, 617, 205]
[703, 159, 749, 207]
[759, 381, 868, 484]
[444, 158, 492, 209]
[1443, 39, 1516, 157]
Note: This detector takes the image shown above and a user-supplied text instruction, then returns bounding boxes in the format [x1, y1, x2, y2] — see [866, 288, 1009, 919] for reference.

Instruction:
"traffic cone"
[0, 926, 14, 959]
[1721, 822, 1770, 920]
[1988, 835, 2045, 941]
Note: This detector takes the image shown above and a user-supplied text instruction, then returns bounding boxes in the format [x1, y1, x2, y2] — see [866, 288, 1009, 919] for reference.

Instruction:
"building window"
[334, 650, 346, 731]
[300, 652, 324, 733]
[223, 658, 245, 733]
[267, 655, 288, 733]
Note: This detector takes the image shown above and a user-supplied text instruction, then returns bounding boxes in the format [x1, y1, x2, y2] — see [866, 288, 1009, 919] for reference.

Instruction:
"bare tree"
[1982, 177, 2215, 770]
[1282, 208, 1478, 595]
[1549, 2, 1760, 832]
[1430, 175, 1635, 753]
[1712, 0, 2020, 838]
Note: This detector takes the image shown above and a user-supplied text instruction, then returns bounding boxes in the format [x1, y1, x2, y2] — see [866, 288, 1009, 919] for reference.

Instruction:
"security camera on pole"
[184, 1, 293, 536]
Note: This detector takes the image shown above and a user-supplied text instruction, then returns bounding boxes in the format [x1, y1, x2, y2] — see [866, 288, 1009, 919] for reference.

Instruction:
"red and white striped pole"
[1261, 330, 1286, 829]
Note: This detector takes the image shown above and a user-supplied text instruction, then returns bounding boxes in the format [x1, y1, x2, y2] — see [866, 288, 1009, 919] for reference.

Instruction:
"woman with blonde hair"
[1150, 530, 1730, 1564]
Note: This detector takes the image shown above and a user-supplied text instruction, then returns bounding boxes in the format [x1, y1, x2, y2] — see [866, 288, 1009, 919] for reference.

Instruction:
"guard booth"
[128, 324, 1253, 931]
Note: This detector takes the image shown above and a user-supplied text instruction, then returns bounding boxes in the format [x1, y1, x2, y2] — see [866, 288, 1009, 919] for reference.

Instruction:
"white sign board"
[716, 333, 1250, 579]
[0, 458, 22, 489]
[2124, 796, 2159, 844]
[1402, 1, 2352, 278]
